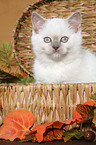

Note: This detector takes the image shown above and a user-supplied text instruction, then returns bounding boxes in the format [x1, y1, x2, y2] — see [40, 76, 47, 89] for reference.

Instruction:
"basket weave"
[0, 0, 96, 125]
[0, 83, 96, 125]
[12, 0, 96, 77]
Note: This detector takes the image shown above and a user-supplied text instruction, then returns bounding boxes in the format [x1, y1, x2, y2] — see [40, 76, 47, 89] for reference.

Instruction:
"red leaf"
[30, 120, 76, 143]
[0, 109, 35, 141]
[32, 122, 53, 142]
[74, 100, 95, 123]
[43, 129, 64, 141]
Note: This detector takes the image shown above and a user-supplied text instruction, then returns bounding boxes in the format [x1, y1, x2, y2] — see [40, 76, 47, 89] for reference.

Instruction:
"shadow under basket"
[0, 0, 96, 126]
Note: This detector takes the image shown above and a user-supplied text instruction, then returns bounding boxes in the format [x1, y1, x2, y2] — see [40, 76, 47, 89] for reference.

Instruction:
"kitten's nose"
[52, 40, 60, 50]
[53, 46, 59, 50]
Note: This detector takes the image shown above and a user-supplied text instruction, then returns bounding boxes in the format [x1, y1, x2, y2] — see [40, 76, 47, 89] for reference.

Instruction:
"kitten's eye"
[44, 37, 52, 43]
[60, 36, 69, 43]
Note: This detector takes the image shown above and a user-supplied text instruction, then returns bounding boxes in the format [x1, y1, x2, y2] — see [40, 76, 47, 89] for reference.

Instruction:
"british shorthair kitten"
[31, 11, 96, 84]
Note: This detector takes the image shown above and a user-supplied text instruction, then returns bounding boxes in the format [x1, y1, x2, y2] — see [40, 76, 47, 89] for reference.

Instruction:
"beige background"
[0, 0, 36, 46]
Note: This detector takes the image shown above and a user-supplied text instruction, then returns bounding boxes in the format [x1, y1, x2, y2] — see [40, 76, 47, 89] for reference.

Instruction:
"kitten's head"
[31, 11, 82, 61]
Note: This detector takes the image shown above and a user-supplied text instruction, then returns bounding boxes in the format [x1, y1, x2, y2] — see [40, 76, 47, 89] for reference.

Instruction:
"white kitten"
[31, 11, 96, 84]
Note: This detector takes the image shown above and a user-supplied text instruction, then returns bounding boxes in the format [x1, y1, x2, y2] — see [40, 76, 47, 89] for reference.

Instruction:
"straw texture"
[0, 83, 96, 125]
[12, 0, 96, 76]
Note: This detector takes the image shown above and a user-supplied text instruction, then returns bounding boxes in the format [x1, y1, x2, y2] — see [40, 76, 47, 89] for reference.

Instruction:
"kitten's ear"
[31, 11, 46, 33]
[67, 11, 82, 32]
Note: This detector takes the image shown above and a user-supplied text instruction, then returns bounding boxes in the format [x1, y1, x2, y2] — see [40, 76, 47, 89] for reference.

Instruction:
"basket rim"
[0, 82, 96, 86]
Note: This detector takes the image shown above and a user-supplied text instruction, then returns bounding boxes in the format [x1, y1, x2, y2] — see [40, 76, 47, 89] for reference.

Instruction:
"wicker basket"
[0, 0, 96, 125]
[0, 83, 96, 126]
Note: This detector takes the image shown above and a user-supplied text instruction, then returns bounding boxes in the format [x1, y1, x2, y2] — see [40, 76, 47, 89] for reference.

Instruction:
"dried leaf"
[76, 105, 95, 119]
[32, 122, 53, 142]
[22, 120, 76, 143]
[63, 129, 84, 142]
[93, 109, 96, 125]
[0, 42, 17, 71]
[74, 100, 95, 123]
[0, 70, 20, 83]
[43, 129, 64, 141]
[0, 42, 27, 82]
[90, 93, 96, 104]
[0, 109, 35, 141]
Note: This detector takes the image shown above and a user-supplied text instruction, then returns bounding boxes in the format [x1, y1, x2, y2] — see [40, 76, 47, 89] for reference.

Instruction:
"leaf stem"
[80, 119, 85, 132]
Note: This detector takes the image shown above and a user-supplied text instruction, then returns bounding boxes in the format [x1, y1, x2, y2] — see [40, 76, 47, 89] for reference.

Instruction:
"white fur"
[31, 12, 96, 84]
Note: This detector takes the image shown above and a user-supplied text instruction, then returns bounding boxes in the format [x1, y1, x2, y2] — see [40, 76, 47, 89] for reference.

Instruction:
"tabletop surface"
[0, 140, 96, 145]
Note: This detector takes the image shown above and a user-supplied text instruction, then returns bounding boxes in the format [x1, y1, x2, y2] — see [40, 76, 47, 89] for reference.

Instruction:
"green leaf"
[0, 42, 27, 82]
[19, 76, 35, 83]
[63, 129, 84, 142]
[20, 133, 37, 143]
[0, 42, 14, 65]
[0, 42, 18, 74]
[90, 93, 96, 104]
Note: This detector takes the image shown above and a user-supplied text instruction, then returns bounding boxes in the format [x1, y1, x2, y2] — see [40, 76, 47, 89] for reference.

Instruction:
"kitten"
[31, 11, 96, 84]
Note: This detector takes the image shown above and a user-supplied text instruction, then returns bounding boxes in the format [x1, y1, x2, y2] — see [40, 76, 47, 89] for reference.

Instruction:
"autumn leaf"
[20, 131, 37, 143]
[74, 100, 95, 124]
[93, 109, 96, 125]
[0, 42, 27, 82]
[22, 120, 76, 143]
[76, 105, 95, 119]
[0, 42, 17, 71]
[31, 122, 54, 142]
[0, 109, 35, 141]
[22, 128, 64, 143]
[63, 129, 84, 142]
[32, 120, 76, 142]
[0, 70, 20, 83]
[90, 93, 96, 103]
[43, 129, 64, 141]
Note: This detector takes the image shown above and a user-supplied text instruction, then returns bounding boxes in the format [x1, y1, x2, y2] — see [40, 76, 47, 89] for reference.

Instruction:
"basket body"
[0, 83, 96, 125]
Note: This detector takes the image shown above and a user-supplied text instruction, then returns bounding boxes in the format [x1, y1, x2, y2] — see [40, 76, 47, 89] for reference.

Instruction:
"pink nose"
[53, 45, 59, 50]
